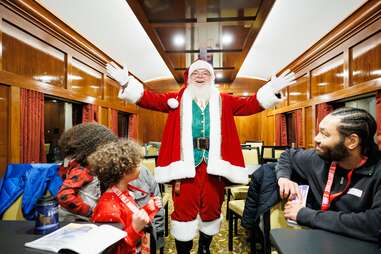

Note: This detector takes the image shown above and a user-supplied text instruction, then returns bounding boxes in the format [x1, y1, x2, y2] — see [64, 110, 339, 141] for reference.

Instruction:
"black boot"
[198, 231, 213, 254]
[175, 239, 193, 254]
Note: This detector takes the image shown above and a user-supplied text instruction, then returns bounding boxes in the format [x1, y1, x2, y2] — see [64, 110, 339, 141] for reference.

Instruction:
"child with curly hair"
[57, 123, 118, 222]
[89, 139, 161, 254]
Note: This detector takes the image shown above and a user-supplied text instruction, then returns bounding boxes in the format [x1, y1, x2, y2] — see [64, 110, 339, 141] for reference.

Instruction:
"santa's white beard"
[188, 81, 216, 104]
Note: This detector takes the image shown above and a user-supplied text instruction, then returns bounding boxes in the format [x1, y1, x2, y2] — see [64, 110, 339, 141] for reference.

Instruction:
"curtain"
[82, 104, 98, 123]
[315, 103, 333, 134]
[275, 113, 287, 146]
[64, 102, 73, 131]
[128, 114, 138, 141]
[110, 109, 118, 135]
[20, 89, 46, 163]
[376, 91, 381, 150]
[294, 109, 303, 148]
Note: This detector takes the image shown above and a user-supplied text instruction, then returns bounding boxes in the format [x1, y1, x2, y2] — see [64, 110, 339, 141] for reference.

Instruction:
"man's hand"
[284, 200, 304, 221]
[278, 177, 301, 199]
[131, 209, 150, 232]
[106, 62, 130, 86]
[266, 69, 296, 94]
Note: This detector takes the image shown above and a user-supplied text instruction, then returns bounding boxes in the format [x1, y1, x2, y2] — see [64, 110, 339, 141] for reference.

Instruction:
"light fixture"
[242, 92, 249, 96]
[222, 33, 233, 45]
[216, 72, 223, 79]
[33, 75, 58, 83]
[68, 74, 83, 81]
[173, 34, 185, 46]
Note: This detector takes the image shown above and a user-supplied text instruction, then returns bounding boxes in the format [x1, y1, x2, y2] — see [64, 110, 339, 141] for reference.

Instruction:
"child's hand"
[132, 209, 150, 232]
[147, 197, 162, 211]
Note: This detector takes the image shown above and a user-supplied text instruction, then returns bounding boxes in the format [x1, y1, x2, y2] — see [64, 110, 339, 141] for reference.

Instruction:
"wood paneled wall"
[257, 0, 381, 147]
[138, 107, 167, 144]
[0, 85, 9, 176]
[0, 0, 138, 173]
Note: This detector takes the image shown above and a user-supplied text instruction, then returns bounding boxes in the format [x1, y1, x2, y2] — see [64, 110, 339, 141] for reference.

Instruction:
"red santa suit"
[118, 60, 281, 241]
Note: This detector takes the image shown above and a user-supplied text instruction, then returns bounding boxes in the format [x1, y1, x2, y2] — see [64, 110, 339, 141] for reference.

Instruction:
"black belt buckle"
[193, 138, 209, 150]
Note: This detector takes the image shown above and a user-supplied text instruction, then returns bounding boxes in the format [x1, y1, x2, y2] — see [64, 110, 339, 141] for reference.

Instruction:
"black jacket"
[276, 148, 381, 242]
[242, 163, 280, 229]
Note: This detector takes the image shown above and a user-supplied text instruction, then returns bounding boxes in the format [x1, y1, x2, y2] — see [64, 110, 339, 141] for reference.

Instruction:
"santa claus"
[107, 60, 295, 253]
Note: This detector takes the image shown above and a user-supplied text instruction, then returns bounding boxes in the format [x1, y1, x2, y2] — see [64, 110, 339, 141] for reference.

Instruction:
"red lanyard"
[111, 186, 140, 214]
[321, 158, 367, 211]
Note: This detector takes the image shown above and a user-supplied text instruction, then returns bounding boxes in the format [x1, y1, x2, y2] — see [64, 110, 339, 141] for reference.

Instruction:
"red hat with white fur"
[167, 60, 215, 109]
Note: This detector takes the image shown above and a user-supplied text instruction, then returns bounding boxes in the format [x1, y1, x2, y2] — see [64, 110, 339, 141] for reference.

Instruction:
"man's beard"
[188, 81, 215, 103]
[316, 138, 349, 162]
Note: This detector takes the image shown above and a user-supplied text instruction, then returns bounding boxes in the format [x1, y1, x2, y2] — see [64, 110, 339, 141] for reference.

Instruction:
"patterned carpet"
[161, 186, 252, 254]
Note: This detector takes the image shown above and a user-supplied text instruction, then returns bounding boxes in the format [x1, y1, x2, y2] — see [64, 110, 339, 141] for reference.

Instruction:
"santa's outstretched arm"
[106, 62, 177, 113]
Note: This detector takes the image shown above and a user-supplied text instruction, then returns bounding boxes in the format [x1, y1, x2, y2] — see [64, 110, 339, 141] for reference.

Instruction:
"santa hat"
[167, 60, 215, 109]
[188, 59, 215, 81]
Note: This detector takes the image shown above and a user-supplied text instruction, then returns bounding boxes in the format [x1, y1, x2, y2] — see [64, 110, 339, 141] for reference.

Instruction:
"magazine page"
[287, 185, 309, 226]
[64, 224, 127, 254]
[24, 223, 126, 254]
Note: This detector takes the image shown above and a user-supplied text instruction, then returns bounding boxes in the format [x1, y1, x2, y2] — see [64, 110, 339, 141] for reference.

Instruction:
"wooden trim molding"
[0, 70, 138, 114]
[9, 86, 20, 163]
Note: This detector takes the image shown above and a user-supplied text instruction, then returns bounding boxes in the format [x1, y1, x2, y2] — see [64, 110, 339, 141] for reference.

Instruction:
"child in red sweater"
[89, 139, 161, 254]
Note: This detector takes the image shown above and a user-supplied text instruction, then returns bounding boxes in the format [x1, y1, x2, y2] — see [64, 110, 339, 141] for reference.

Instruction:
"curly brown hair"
[88, 139, 143, 190]
[58, 123, 118, 165]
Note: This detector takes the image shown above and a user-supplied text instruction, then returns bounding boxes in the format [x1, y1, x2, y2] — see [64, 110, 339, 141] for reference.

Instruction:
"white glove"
[266, 69, 296, 93]
[106, 62, 130, 86]
[256, 69, 296, 109]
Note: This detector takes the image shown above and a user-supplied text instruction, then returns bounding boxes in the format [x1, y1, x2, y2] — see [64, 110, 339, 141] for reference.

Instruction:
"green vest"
[192, 100, 210, 166]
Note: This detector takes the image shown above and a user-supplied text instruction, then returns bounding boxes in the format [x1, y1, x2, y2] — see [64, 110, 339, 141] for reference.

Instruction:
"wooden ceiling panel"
[127, 0, 275, 84]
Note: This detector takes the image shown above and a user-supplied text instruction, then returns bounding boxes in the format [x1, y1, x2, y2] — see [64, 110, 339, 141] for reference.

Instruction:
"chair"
[245, 141, 263, 156]
[242, 146, 261, 175]
[261, 146, 290, 164]
[228, 199, 271, 253]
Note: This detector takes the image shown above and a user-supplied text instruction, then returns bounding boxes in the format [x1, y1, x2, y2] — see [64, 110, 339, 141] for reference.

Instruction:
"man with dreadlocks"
[276, 107, 381, 242]
[57, 123, 118, 222]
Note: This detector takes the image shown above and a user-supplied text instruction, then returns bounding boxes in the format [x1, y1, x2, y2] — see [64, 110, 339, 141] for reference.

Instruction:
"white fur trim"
[206, 88, 249, 184]
[207, 159, 249, 184]
[154, 160, 195, 183]
[256, 83, 282, 109]
[167, 98, 179, 109]
[118, 76, 144, 104]
[199, 215, 223, 235]
[181, 88, 196, 169]
[188, 60, 215, 81]
[171, 218, 199, 241]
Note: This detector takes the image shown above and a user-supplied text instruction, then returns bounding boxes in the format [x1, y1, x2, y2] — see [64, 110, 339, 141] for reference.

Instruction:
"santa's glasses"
[190, 70, 211, 77]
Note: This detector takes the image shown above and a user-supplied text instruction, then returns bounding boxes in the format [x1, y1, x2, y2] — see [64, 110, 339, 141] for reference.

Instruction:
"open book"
[287, 185, 309, 226]
[24, 223, 126, 254]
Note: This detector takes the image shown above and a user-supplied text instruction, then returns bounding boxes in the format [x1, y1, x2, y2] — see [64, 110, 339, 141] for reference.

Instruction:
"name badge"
[347, 188, 363, 198]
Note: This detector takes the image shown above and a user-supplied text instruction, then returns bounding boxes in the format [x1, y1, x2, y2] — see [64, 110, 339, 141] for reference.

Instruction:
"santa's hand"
[267, 70, 296, 93]
[106, 62, 130, 86]
[256, 69, 296, 109]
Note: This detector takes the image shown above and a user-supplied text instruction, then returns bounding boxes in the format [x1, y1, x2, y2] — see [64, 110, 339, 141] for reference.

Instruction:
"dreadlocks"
[58, 123, 118, 164]
[330, 107, 378, 156]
